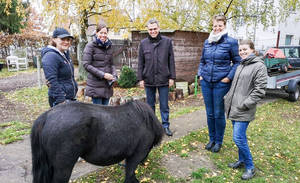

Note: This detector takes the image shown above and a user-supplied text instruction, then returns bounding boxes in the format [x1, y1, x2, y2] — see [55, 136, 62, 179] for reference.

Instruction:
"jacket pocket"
[143, 50, 151, 60]
[142, 67, 148, 76]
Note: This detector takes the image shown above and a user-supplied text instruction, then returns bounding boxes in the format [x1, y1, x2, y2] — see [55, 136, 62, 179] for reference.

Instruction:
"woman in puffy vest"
[197, 15, 241, 153]
[83, 21, 117, 105]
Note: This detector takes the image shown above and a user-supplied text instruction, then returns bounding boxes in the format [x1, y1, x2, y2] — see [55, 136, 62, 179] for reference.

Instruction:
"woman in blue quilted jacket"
[197, 15, 241, 153]
[42, 28, 78, 107]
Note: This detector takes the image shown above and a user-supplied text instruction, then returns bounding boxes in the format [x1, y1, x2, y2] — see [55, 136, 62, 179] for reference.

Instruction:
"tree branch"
[87, 9, 112, 18]
[224, 0, 234, 16]
[227, 14, 258, 20]
[89, 1, 96, 12]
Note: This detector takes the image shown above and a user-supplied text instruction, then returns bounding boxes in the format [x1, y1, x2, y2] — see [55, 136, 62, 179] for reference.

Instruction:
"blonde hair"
[212, 15, 227, 25]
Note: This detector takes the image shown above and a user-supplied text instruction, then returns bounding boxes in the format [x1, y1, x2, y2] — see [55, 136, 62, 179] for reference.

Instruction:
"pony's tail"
[31, 111, 52, 183]
[132, 100, 164, 146]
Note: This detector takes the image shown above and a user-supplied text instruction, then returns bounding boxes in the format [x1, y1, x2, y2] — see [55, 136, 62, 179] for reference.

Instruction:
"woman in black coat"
[83, 22, 117, 105]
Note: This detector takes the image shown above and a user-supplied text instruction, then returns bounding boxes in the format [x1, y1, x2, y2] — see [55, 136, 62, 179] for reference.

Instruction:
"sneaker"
[228, 161, 245, 169]
[211, 143, 222, 153]
[164, 127, 173, 136]
[241, 168, 255, 180]
[205, 141, 215, 150]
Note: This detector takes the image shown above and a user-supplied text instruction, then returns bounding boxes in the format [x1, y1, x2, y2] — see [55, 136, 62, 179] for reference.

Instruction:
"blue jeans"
[200, 79, 231, 144]
[145, 86, 169, 128]
[48, 96, 56, 107]
[232, 121, 254, 170]
[92, 97, 110, 105]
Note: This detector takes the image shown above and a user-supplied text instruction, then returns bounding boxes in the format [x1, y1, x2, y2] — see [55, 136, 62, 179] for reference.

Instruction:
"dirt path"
[0, 72, 45, 92]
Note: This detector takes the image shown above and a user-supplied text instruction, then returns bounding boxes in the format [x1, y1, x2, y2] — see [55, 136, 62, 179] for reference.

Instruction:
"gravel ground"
[0, 71, 45, 123]
[0, 71, 45, 92]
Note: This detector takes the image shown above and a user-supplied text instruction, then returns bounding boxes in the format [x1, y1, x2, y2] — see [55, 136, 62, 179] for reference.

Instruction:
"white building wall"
[227, 12, 300, 51]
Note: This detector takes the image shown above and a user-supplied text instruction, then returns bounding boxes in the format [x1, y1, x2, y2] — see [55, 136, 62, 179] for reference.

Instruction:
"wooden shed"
[130, 30, 209, 83]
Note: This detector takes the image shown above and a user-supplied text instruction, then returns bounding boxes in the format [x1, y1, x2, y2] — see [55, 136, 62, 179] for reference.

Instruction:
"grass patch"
[156, 106, 202, 121]
[0, 66, 37, 79]
[191, 168, 209, 179]
[4, 85, 49, 121]
[73, 99, 300, 183]
[0, 121, 31, 144]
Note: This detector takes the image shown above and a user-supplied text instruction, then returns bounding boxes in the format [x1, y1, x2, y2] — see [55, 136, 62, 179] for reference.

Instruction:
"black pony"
[31, 100, 164, 183]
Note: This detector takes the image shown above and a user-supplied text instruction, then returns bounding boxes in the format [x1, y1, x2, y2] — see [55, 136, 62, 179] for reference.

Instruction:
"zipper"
[227, 65, 244, 116]
[211, 44, 216, 82]
[60, 52, 76, 99]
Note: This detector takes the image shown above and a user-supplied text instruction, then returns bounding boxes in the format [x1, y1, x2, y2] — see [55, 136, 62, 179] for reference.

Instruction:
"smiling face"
[53, 37, 72, 52]
[239, 44, 255, 59]
[96, 27, 108, 42]
[212, 20, 226, 35]
[147, 23, 160, 38]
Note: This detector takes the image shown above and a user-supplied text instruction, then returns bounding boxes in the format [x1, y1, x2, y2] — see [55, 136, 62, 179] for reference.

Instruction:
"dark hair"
[239, 39, 259, 56]
[96, 21, 108, 33]
[147, 18, 159, 27]
[239, 39, 255, 50]
[50, 39, 56, 47]
[212, 15, 227, 25]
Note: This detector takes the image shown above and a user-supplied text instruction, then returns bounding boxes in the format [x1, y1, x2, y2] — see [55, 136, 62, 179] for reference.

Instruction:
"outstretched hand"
[139, 80, 144, 88]
[169, 79, 174, 87]
[104, 73, 114, 80]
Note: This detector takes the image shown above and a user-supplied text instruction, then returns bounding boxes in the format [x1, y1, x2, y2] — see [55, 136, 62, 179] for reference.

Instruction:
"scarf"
[95, 36, 112, 49]
[241, 53, 256, 65]
[208, 29, 228, 43]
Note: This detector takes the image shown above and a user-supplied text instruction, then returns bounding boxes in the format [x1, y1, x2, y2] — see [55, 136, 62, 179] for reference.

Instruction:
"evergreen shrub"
[118, 65, 137, 88]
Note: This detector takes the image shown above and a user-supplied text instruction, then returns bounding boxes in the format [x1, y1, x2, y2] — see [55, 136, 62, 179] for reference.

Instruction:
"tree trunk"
[78, 11, 89, 81]
[77, 38, 88, 81]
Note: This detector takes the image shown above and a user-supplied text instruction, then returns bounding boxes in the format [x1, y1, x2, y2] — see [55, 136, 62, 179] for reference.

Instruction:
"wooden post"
[276, 31, 280, 48]
[194, 75, 198, 96]
[37, 56, 41, 89]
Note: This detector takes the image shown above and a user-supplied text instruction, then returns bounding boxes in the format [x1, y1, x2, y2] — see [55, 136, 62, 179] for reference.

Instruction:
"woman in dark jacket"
[197, 15, 241, 153]
[42, 27, 78, 107]
[225, 39, 267, 180]
[83, 22, 117, 105]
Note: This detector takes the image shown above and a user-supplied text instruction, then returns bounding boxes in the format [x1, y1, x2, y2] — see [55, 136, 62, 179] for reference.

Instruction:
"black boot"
[241, 169, 255, 180]
[205, 141, 215, 150]
[228, 161, 244, 169]
[211, 143, 222, 153]
[164, 127, 173, 136]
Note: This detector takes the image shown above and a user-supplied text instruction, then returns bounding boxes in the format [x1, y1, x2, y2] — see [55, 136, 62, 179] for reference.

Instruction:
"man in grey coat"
[138, 18, 176, 136]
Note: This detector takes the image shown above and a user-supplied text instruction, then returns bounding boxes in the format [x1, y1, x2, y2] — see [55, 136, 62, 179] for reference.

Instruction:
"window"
[285, 35, 293, 45]
[284, 48, 299, 58]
